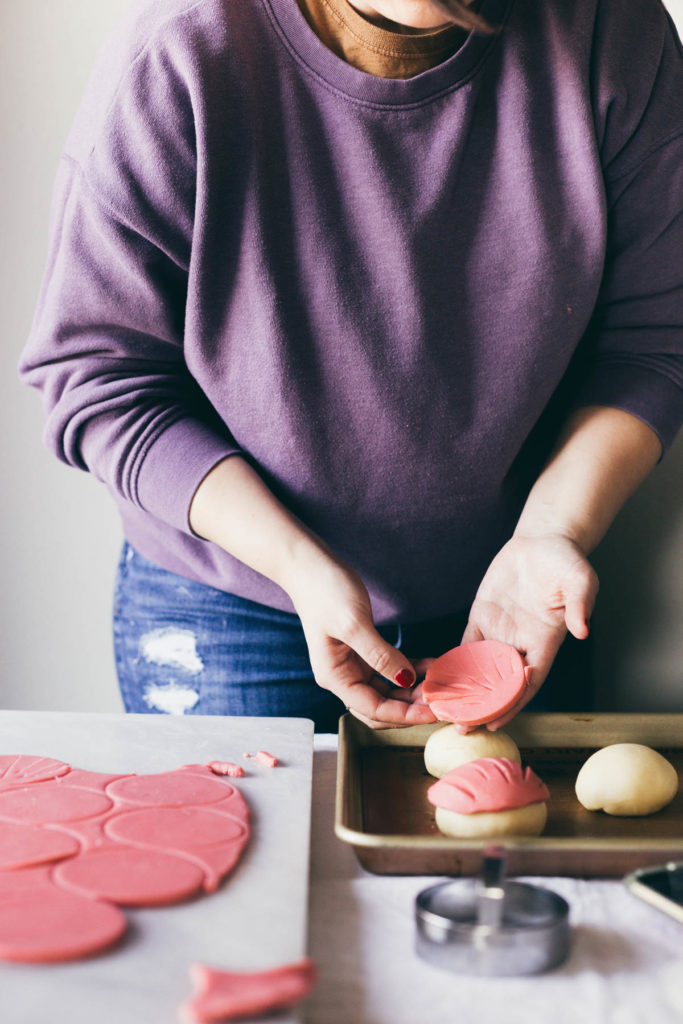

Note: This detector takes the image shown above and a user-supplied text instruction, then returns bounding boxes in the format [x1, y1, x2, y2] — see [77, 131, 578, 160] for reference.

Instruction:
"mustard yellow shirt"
[295, 0, 467, 78]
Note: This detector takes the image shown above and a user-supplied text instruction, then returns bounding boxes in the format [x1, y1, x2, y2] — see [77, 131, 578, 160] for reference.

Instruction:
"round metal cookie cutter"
[415, 845, 570, 976]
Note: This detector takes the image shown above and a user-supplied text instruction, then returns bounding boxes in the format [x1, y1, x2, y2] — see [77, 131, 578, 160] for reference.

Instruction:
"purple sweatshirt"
[20, 0, 683, 623]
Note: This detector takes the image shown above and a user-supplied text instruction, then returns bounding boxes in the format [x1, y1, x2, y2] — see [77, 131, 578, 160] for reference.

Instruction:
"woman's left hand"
[460, 532, 599, 731]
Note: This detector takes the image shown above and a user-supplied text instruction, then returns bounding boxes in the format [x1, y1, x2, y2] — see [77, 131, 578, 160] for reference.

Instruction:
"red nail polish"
[395, 668, 414, 688]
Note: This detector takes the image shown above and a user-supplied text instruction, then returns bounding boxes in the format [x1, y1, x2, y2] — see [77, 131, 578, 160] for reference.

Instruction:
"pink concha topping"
[423, 641, 530, 726]
[427, 757, 550, 814]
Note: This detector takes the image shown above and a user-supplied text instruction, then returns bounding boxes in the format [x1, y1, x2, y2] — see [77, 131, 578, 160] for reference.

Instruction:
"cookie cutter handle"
[476, 844, 506, 929]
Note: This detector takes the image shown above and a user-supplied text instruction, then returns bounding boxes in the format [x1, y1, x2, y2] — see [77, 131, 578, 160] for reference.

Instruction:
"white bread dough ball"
[575, 743, 679, 816]
[424, 724, 521, 779]
[435, 801, 547, 839]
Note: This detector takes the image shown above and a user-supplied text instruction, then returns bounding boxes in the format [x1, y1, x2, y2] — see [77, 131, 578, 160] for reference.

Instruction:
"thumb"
[345, 621, 416, 688]
[564, 562, 599, 640]
[461, 620, 485, 645]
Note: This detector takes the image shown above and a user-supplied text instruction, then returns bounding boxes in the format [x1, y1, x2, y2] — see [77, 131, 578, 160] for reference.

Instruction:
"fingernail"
[394, 668, 414, 688]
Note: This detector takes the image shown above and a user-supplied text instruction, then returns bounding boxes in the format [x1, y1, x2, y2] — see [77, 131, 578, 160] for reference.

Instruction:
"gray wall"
[2, 0, 682, 714]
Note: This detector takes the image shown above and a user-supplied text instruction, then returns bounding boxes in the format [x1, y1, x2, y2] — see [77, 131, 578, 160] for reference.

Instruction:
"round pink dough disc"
[106, 772, 233, 807]
[0, 785, 111, 825]
[0, 888, 126, 963]
[53, 845, 206, 906]
[105, 806, 246, 849]
[0, 821, 80, 870]
[423, 640, 529, 726]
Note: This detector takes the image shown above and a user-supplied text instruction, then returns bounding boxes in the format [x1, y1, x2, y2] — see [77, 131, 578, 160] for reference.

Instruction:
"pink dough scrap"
[0, 821, 80, 870]
[181, 958, 317, 1023]
[427, 757, 550, 814]
[207, 761, 245, 778]
[0, 887, 126, 963]
[423, 641, 530, 726]
[254, 751, 278, 768]
[53, 845, 206, 906]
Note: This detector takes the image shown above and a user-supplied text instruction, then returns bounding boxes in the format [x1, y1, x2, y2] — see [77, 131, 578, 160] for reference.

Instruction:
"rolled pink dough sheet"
[0, 757, 251, 962]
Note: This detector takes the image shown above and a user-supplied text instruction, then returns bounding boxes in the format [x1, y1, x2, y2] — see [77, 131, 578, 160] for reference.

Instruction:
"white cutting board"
[0, 711, 315, 1024]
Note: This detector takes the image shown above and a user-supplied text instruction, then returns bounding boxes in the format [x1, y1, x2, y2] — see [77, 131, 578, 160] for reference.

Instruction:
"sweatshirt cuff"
[133, 417, 242, 533]
[570, 361, 683, 456]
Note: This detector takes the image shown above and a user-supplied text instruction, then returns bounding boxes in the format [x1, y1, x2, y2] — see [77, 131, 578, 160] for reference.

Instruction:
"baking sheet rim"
[334, 711, 683, 858]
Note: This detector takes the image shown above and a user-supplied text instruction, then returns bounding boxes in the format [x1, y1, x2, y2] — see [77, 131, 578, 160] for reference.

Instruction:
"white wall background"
[2, 0, 682, 714]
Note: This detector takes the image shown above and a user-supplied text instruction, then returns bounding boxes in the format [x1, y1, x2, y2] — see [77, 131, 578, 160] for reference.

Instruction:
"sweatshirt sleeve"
[570, 0, 683, 453]
[18, 9, 241, 533]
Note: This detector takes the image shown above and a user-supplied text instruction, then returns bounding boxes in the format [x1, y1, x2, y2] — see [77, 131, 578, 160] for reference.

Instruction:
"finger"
[409, 657, 435, 680]
[342, 680, 438, 727]
[564, 564, 599, 640]
[348, 708, 396, 731]
[343, 621, 416, 689]
[367, 674, 417, 704]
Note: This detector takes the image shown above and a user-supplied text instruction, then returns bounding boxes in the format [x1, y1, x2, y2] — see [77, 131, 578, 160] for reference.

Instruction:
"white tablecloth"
[306, 738, 683, 1024]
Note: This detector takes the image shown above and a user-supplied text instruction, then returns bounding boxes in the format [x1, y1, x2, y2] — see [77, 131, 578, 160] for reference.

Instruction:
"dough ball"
[434, 801, 547, 839]
[424, 724, 521, 779]
[575, 743, 679, 816]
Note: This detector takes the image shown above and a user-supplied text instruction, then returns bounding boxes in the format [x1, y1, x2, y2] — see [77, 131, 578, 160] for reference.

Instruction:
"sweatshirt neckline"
[263, 0, 511, 107]
[312, 0, 468, 58]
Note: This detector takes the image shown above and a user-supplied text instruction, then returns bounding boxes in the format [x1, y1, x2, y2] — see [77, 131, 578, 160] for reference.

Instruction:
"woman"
[20, 0, 683, 730]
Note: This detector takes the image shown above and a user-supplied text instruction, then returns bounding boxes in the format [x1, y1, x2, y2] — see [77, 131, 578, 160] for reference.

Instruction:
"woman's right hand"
[288, 557, 437, 730]
[190, 456, 436, 727]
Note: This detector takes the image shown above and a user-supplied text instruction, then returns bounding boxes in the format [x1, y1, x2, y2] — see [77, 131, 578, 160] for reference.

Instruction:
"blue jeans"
[112, 543, 594, 731]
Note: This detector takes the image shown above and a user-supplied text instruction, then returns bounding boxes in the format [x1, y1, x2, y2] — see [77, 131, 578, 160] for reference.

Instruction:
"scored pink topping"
[423, 641, 529, 726]
[0, 756, 71, 789]
[427, 757, 550, 814]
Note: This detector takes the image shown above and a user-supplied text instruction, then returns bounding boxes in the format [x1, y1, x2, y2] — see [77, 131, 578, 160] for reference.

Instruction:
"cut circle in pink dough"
[104, 806, 247, 849]
[423, 640, 530, 726]
[427, 757, 550, 814]
[53, 846, 206, 906]
[0, 759, 251, 963]
[0, 821, 80, 870]
[0, 785, 111, 824]
[181, 958, 317, 1023]
[0, 888, 126, 963]
[106, 773, 233, 807]
[0, 756, 71, 788]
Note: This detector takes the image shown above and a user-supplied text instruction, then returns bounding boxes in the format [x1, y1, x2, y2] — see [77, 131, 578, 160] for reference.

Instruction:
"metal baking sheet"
[335, 712, 683, 877]
[0, 711, 314, 1024]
